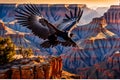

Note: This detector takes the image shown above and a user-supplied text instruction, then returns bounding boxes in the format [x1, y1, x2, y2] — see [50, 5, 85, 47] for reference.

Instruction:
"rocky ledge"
[0, 56, 62, 79]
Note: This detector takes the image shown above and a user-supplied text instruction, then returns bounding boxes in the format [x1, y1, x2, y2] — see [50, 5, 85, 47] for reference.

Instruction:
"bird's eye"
[70, 33, 73, 37]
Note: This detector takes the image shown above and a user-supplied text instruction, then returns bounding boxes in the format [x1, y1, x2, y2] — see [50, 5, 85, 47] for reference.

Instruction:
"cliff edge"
[0, 56, 62, 79]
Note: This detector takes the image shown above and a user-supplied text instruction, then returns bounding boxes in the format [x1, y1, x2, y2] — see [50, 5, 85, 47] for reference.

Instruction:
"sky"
[0, 0, 119, 7]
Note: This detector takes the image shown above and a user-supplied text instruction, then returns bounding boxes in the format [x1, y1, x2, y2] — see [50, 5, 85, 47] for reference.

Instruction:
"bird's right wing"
[58, 7, 83, 31]
[15, 4, 56, 40]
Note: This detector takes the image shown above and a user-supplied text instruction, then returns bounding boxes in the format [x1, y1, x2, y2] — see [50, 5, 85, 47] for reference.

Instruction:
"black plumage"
[15, 4, 83, 48]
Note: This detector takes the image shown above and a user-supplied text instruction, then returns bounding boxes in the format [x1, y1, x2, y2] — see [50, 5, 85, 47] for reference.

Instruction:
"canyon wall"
[0, 56, 62, 79]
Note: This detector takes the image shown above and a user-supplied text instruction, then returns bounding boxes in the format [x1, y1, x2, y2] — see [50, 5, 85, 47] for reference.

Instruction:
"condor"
[15, 4, 83, 48]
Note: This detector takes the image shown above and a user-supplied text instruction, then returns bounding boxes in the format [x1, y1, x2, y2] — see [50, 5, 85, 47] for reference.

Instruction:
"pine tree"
[0, 37, 16, 65]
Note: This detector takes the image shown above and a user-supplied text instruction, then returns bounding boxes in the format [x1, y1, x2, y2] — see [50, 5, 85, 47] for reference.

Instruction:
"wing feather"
[65, 14, 71, 19]
[77, 8, 83, 22]
[74, 7, 77, 17]
[15, 4, 57, 39]
[58, 7, 83, 31]
[70, 10, 73, 18]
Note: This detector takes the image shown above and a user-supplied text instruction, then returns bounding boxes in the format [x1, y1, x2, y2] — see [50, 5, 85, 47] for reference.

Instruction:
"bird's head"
[70, 33, 74, 37]
[68, 32, 74, 38]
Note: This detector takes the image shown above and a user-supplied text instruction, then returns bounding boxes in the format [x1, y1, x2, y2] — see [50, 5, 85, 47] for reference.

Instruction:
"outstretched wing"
[15, 4, 57, 40]
[58, 7, 83, 31]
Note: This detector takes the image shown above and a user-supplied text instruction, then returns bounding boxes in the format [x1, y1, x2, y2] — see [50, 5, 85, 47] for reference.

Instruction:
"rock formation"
[0, 56, 62, 79]
[104, 5, 120, 36]
[77, 51, 120, 79]
[0, 21, 6, 35]
[104, 5, 120, 24]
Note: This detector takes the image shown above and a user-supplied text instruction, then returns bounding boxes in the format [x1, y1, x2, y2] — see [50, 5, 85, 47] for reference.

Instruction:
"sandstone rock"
[11, 66, 20, 79]
[0, 69, 9, 79]
[58, 56, 63, 77]
[20, 59, 30, 65]
[34, 64, 45, 79]
[49, 56, 62, 79]
[51, 57, 57, 78]
[42, 62, 52, 79]
[31, 57, 41, 62]
[0, 21, 6, 30]
[104, 5, 120, 24]
[21, 64, 34, 79]
[0, 56, 62, 79]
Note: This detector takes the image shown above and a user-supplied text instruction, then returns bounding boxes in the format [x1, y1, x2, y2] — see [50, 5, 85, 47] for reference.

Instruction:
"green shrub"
[18, 46, 33, 58]
[0, 37, 16, 64]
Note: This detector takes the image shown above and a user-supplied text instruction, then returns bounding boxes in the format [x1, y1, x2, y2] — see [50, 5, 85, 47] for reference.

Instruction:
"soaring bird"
[15, 4, 83, 48]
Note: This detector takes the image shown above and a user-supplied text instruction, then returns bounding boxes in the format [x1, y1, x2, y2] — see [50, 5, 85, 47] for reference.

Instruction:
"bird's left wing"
[15, 4, 57, 40]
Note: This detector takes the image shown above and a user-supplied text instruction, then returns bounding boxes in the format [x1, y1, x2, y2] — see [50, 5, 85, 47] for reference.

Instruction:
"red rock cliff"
[0, 56, 62, 79]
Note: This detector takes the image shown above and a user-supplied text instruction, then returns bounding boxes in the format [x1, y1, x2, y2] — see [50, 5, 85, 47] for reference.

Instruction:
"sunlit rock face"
[0, 21, 7, 35]
[0, 56, 62, 79]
